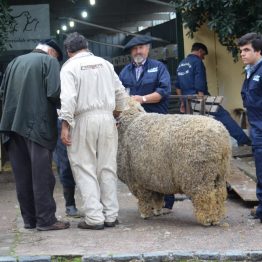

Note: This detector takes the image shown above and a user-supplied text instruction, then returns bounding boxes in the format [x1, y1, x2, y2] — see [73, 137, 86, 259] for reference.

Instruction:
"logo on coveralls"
[81, 64, 103, 70]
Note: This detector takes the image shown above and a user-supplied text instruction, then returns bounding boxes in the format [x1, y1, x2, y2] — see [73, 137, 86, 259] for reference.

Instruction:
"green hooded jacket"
[0, 50, 61, 150]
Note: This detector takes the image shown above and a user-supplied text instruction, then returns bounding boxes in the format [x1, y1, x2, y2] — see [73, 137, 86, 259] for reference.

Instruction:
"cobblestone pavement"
[1, 171, 262, 260]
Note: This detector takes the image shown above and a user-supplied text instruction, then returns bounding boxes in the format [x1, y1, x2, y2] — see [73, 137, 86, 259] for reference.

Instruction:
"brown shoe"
[37, 220, 70, 231]
[104, 219, 119, 228]
[78, 221, 104, 230]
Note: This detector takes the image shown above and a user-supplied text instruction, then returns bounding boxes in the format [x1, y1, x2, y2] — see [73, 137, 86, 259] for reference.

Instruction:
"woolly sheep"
[117, 99, 231, 226]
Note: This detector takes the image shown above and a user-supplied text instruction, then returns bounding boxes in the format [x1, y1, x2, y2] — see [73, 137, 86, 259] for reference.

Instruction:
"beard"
[133, 55, 145, 65]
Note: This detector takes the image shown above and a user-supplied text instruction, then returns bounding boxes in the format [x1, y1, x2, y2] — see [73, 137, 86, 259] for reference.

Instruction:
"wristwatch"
[142, 96, 147, 103]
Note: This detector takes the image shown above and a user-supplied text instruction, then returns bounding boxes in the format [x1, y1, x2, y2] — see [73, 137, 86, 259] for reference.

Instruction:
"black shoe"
[78, 221, 104, 230]
[250, 208, 259, 219]
[24, 223, 36, 229]
[104, 219, 119, 227]
[37, 221, 70, 231]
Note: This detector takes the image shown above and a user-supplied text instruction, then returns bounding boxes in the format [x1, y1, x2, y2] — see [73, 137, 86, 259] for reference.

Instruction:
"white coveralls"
[60, 51, 126, 225]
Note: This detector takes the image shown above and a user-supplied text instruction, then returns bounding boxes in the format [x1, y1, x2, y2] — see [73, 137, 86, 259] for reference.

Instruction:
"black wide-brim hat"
[40, 39, 63, 61]
[124, 35, 152, 51]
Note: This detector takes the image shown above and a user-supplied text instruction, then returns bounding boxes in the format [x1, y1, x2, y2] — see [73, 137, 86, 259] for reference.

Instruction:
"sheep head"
[118, 97, 146, 132]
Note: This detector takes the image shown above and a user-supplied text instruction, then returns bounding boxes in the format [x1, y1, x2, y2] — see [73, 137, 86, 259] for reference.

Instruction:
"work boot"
[250, 207, 259, 219]
[78, 221, 104, 230]
[104, 219, 119, 228]
[63, 187, 80, 217]
[37, 220, 70, 231]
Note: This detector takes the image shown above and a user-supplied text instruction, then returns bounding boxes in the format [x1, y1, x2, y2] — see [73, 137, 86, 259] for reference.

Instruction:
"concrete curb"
[82, 250, 262, 261]
[1, 250, 262, 261]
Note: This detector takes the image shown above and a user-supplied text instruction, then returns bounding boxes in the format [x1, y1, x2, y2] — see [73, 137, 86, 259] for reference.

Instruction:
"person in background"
[0, 39, 70, 231]
[175, 42, 251, 146]
[60, 32, 127, 230]
[53, 119, 80, 217]
[119, 35, 173, 213]
[238, 33, 262, 223]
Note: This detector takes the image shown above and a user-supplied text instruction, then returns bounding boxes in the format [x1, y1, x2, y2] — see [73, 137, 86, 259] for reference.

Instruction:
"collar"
[132, 58, 147, 67]
[72, 50, 93, 59]
[245, 58, 262, 79]
[32, 49, 48, 55]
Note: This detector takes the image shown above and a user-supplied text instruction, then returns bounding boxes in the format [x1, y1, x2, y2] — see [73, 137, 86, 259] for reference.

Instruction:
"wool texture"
[117, 99, 231, 226]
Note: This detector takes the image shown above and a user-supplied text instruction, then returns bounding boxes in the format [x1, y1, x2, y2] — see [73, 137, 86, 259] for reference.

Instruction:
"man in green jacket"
[0, 39, 69, 231]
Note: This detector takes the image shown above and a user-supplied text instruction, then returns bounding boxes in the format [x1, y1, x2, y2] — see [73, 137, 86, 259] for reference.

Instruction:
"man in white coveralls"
[60, 32, 127, 230]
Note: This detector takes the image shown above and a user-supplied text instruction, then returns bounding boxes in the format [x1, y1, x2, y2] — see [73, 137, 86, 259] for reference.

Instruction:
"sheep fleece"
[117, 109, 231, 226]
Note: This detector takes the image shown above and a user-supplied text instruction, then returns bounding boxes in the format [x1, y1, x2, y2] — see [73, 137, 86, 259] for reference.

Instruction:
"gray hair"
[35, 43, 55, 53]
[64, 32, 88, 53]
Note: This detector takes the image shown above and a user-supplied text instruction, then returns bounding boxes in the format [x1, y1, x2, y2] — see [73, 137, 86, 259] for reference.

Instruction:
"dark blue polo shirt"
[175, 54, 209, 95]
[119, 58, 171, 114]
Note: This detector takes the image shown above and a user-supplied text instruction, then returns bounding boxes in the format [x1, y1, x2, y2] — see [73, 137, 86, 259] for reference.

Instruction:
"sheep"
[117, 99, 231, 226]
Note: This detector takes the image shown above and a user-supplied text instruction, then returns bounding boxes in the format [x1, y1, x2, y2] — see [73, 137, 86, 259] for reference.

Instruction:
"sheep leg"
[151, 192, 165, 216]
[191, 186, 227, 226]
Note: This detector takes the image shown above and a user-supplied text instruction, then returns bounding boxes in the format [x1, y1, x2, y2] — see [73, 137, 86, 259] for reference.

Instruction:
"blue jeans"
[211, 106, 251, 146]
[164, 194, 175, 209]
[53, 120, 75, 188]
[253, 146, 262, 218]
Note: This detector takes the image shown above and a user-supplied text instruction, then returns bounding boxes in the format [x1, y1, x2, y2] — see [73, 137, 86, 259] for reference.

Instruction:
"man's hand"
[113, 110, 121, 118]
[180, 102, 185, 113]
[132, 95, 143, 104]
[61, 120, 71, 146]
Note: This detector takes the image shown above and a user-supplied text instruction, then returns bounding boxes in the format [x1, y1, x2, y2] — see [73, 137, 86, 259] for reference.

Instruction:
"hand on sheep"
[131, 95, 144, 104]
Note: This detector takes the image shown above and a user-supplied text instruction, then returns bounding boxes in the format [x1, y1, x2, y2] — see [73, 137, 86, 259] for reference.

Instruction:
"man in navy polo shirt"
[119, 35, 171, 114]
[119, 35, 173, 213]
[238, 33, 262, 223]
[175, 42, 251, 146]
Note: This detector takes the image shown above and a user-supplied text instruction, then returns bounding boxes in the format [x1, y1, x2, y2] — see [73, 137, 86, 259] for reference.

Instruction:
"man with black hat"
[119, 35, 171, 114]
[0, 39, 70, 231]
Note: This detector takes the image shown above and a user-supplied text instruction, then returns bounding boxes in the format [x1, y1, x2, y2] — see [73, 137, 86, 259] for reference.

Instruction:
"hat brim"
[124, 35, 152, 51]
[40, 39, 63, 61]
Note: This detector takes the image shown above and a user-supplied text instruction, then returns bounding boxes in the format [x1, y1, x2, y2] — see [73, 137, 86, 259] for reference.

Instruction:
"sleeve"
[111, 65, 127, 111]
[45, 58, 61, 106]
[59, 66, 78, 128]
[174, 77, 180, 89]
[194, 60, 207, 93]
[155, 62, 171, 98]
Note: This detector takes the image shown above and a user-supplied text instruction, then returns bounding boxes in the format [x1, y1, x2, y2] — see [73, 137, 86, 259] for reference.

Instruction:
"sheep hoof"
[161, 208, 173, 215]
[202, 223, 212, 227]
[153, 209, 162, 216]
[141, 213, 152, 219]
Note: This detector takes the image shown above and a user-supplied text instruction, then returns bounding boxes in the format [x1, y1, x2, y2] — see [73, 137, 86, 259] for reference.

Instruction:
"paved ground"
[0, 171, 262, 258]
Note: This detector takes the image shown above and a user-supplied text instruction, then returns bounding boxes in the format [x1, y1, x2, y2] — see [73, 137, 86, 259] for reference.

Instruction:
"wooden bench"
[169, 95, 223, 115]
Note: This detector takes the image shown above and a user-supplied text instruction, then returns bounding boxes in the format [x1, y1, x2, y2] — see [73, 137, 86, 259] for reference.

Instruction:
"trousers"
[212, 105, 251, 146]
[6, 133, 57, 227]
[67, 111, 119, 225]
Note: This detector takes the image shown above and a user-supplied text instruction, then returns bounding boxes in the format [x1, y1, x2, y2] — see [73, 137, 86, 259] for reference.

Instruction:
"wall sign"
[6, 4, 50, 50]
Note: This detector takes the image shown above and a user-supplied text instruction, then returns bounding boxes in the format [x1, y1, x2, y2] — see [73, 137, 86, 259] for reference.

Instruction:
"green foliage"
[172, 0, 262, 60]
[0, 0, 14, 54]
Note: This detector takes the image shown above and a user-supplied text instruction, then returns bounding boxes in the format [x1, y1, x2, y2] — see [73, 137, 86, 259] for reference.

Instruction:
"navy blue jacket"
[119, 58, 171, 114]
[175, 54, 209, 95]
[241, 60, 262, 120]
[241, 60, 262, 145]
